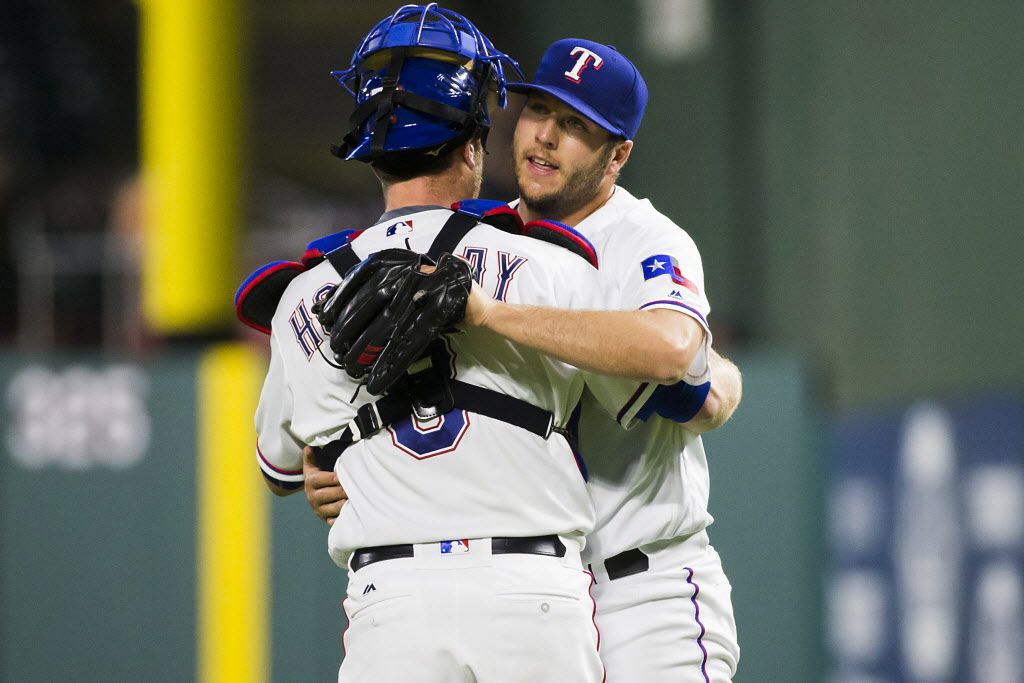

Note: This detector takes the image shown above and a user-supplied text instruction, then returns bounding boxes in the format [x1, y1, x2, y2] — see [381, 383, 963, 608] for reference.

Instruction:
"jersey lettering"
[461, 247, 487, 284]
[289, 301, 323, 360]
[563, 46, 604, 84]
[494, 251, 527, 302]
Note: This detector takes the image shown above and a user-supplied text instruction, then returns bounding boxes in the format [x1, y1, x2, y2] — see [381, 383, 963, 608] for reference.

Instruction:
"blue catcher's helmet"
[330, 4, 522, 166]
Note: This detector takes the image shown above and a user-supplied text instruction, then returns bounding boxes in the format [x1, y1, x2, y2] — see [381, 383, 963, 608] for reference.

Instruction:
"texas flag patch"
[641, 254, 699, 294]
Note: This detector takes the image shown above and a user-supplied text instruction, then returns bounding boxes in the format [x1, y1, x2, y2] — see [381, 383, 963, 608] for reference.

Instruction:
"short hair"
[372, 131, 484, 182]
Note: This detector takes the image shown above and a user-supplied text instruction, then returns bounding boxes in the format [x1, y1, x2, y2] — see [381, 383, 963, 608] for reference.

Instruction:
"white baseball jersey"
[568, 186, 716, 564]
[255, 207, 637, 567]
[514, 187, 738, 682]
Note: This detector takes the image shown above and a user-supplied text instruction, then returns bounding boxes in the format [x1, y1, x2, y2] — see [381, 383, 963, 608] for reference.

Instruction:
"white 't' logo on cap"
[563, 47, 604, 84]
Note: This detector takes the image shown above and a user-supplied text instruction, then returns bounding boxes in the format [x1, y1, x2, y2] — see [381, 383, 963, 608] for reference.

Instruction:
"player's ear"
[608, 139, 633, 176]
[462, 137, 483, 170]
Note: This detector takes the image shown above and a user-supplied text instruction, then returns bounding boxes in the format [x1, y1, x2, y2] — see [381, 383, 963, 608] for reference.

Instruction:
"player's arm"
[464, 291, 704, 385]
[683, 348, 742, 434]
[255, 334, 307, 495]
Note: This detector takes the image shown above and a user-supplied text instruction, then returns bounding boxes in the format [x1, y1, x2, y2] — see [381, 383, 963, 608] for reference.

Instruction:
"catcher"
[237, 5, 676, 681]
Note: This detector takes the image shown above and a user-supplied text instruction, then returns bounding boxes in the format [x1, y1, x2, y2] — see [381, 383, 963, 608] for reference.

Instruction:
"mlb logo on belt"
[641, 254, 699, 294]
[440, 539, 470, 554]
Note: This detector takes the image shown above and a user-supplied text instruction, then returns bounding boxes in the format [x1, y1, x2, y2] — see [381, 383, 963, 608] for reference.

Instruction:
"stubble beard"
[516, 144, 614, 222]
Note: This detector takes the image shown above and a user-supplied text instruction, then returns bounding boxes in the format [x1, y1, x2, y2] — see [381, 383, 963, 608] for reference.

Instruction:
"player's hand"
[462, 280, 497, 328]
[302, 446, 348, 526]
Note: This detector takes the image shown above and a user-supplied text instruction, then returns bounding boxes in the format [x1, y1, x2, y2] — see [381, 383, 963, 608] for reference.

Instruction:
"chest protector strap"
[427, 211, 482, 260]
[312, 342, 554, 472]
[311, 377, 555, 470]
[325, 243, 362, 278]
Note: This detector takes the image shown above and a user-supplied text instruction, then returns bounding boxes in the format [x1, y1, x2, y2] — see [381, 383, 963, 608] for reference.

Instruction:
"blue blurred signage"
[828, 395, 1024, 682]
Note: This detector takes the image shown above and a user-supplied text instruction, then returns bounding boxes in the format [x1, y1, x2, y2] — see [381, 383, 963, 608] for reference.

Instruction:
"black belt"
[593, 548, 649, 581]
[350, 535, 567, 572]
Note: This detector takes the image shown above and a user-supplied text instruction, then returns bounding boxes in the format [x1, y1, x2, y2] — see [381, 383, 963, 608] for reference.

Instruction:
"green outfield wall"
[1, 353, 199, 680]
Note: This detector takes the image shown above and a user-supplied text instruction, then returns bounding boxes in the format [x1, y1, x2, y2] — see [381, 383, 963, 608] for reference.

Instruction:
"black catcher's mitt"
[312, 248, 430, 381]
[313, 250, 472, 394]
[364, 252, 472, 394]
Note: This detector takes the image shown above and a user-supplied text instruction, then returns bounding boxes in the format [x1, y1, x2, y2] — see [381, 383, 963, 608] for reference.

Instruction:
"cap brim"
[507, 82, 627, 139]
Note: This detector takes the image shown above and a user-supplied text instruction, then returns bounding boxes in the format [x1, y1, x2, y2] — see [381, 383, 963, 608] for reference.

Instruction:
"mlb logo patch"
[386, 220, 414, 237]
[440, 539, 470, 555]
[641, 254, 699, 295]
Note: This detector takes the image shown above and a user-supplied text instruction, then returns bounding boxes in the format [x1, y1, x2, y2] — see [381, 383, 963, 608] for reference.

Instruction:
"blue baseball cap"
[509, 38, 648, 140]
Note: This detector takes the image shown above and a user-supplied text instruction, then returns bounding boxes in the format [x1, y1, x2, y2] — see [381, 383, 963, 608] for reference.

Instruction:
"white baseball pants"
[339, 538, 605, 683]
[590, 531, 740, 682]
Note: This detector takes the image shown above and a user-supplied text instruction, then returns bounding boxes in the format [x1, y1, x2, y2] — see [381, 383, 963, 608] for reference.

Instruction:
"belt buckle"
[439, 539, 470, 555]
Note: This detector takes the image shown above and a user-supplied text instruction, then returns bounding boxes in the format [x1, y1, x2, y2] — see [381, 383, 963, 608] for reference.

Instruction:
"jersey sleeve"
[581, 338, 713, 429]
[595, 211, 715, 426]
[613, 213, 712, 337]
[254, 332, 305, 490]
[581, 371, 658, 429]
[556, 258, 659, 429]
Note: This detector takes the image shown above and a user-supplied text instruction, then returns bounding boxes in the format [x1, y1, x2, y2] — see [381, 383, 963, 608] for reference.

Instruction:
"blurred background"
[1, 0, 1021, 681]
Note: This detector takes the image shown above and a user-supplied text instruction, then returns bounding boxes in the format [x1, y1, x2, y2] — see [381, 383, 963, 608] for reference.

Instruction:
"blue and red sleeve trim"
[256, 442, 304, 488]
[639, 300, 708, 327]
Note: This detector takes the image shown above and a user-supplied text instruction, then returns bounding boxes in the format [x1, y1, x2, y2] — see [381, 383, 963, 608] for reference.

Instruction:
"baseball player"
[469, 39, 742, 681]
[247, 7, 661, 682]
[303, 38, 744, 681]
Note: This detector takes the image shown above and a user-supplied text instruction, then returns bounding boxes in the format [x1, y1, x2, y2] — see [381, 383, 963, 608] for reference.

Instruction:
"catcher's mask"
[330, 3, 522, 166]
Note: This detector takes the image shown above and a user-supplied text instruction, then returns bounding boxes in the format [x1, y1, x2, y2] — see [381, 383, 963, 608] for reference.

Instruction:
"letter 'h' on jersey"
[289, 302, 322, 359]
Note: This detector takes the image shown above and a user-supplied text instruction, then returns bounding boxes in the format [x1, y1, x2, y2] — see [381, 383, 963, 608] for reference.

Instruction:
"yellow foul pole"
[140, 0, 242, 334]
[139, 3, 267, 682]
[197, 344, 269, 683]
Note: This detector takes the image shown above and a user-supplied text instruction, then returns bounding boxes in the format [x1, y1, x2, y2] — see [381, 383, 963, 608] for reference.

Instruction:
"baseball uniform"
[575, 186, 741, 682]
[257, 206, 639, 683]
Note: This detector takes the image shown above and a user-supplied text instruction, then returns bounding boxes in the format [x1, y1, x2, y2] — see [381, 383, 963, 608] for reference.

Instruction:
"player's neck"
[518, 180, 616, 228]
[382, 172, 475, 213]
